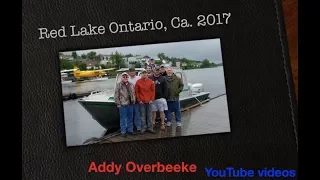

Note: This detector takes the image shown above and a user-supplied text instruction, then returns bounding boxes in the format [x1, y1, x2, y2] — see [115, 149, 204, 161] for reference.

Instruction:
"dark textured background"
[22, 0, 298, 179]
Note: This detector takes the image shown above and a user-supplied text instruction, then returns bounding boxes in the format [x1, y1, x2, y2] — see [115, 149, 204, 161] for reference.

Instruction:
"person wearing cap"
[127, 68, 142, 132]
[164, 67, 183, 127]
[148, 66, 168, 130]
[149, 58, 156, 71]
[114, 72, 136, 137]
[159, 65, 168, 120]
[135, 70, 155, 133]
[160, 65, 167, 76]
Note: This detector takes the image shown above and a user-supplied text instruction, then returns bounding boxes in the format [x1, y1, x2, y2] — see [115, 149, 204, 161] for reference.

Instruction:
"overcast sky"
[62, 38, 223, 63]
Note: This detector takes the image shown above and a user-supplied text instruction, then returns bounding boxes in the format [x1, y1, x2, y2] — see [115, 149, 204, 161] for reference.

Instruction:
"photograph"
[60, 38, 231, 147]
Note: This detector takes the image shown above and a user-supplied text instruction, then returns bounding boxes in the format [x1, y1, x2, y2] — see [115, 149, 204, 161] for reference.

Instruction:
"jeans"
[140, 103, 153, 131]
[133, 103, 142, 130]
[165, 100, 182, 123]
[119, 105, 134, 133]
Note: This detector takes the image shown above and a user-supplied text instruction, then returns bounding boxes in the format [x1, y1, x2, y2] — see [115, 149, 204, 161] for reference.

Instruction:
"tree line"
[60, 51, 220, 71]
[157, 52, 218, 69]
[60, 51, 131, 71]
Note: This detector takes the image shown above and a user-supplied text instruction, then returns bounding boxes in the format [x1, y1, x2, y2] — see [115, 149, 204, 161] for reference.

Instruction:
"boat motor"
[188, 83, 204, 94]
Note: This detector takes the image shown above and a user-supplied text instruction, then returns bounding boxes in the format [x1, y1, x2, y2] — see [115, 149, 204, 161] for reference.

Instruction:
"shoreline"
[182, 66, 223, 71]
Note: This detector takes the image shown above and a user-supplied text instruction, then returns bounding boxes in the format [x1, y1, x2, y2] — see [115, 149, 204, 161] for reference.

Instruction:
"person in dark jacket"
[165, 67, 184, 127]
[160, 65, 167, 76]
[148, 66, 168, 130]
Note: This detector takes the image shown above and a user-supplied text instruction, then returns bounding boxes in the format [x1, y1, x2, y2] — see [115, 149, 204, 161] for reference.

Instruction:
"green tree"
[157, 53, 171, 61]
[110, 51, 125, 68]
[201, 59, 211, 68]
[74, 60, 81, 67]
[60, 59, 74, 70]
[81, 54, 87, 59]
[105, 64, 116, 68]
[72, 51, 78, 59]
[108, 70, 117, 76]
[157, 53, 166, 60]
[151, 52, 219, 70]
[154, 60, 162, 65]
[100, 64, 106, 69]
[87, 51, 97, 60]
[171, 58, 176, 66]
[94, 54, 101, 61]
[78, 63, 87, 70]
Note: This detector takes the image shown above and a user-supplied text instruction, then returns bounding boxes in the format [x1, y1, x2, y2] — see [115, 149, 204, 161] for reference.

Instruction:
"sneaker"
[140, 130, 145, 134]
[166, 121, 172, 127]
[121, 133, 126, 137]
[176, 122, 182, 127]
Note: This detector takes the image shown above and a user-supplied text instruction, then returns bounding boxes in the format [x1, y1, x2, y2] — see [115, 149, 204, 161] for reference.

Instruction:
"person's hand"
[139, 101, 143, 104]
[149, 100, 153, 104]
[117, 105, 121, 108]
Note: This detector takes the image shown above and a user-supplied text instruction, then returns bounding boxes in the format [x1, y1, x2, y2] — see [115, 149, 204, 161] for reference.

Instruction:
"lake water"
[62, 67, 230, 146]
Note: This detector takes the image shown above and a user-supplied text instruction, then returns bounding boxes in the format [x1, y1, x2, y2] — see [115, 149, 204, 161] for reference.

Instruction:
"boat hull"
[78, 101, 119, 130]
[180, 93, 210, 109]
[78, 92, 210, 130]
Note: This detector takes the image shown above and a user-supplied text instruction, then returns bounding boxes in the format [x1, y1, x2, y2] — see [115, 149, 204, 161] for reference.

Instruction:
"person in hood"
[135, 70, 155, 133]
[165, 67, 184, 127]
[148, 66, 168, 130]
[160, 65, 167, 76]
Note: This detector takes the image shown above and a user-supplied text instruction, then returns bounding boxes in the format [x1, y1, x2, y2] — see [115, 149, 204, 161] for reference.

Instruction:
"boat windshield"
[175, 72, 188, 89]
[109, 71, 142, 99]
[113, 71, 143, 92]
[115, 71, 141, 84]
[175, 72, 183, 80]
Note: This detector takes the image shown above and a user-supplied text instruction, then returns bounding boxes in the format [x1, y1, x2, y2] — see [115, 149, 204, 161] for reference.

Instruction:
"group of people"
[114, 60, 184, 137]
